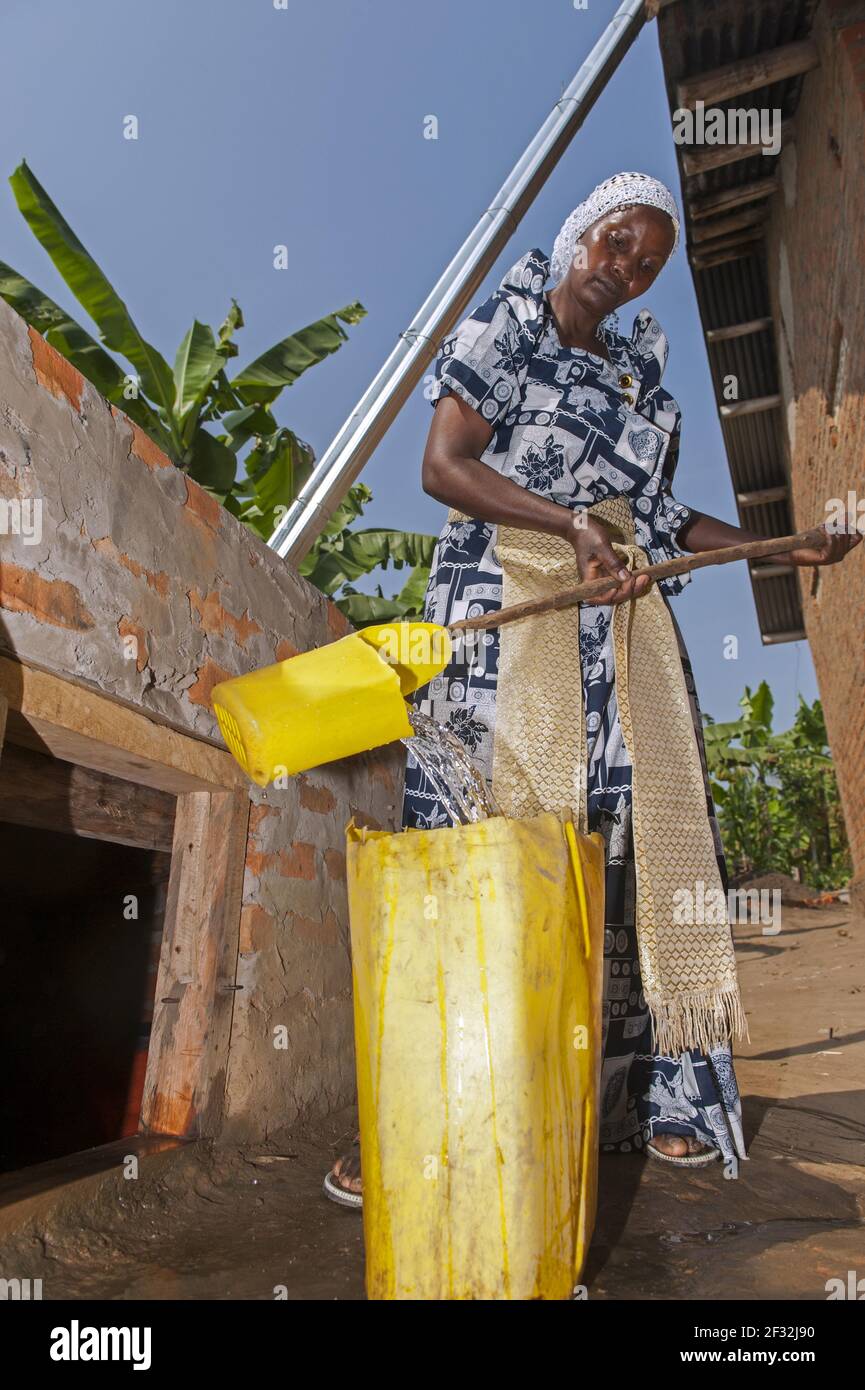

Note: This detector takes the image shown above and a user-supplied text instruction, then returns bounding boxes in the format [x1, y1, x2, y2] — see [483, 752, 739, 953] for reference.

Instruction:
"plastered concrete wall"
[0, 297, 404, 1138]
[766, 0, 865, 906]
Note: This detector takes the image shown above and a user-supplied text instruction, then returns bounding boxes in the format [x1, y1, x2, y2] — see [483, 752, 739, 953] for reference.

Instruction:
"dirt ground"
[2, 900, 863, 1301]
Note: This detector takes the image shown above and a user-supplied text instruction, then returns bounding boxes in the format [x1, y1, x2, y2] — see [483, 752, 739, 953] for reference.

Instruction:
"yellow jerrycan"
[211, 622, 451, 786]
[347, 811, 606, 1300]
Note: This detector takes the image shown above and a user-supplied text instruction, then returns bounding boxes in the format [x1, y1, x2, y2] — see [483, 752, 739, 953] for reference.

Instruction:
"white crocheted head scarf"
[550, 171, 680, 286]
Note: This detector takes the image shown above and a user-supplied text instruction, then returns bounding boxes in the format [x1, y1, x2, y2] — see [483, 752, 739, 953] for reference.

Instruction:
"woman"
[325, 170, 859, 1205]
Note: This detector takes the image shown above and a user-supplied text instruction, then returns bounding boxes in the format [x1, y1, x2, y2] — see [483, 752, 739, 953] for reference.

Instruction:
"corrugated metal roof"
[656, 0, 821, 642]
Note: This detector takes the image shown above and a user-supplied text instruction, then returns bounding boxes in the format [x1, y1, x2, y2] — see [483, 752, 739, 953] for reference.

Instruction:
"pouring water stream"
[401, 708, 500, 825]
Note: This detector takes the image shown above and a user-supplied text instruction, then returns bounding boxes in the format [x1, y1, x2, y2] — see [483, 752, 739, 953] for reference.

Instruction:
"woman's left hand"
[785, 523, 862, 567]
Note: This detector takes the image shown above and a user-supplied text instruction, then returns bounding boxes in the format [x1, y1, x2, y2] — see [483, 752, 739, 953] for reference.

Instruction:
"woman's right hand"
[565, 512, 652, 606]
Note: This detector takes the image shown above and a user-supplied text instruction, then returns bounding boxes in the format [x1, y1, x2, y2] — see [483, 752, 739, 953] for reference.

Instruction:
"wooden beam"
[0, 657, 248, 795]
[689, 176, 777, 220]
[676, 39, 819, 109]
[737, 486, 789, 506]
[140, 788, 250, 1139]
[691, 238, 765, 271]
[682, 120, 794, 176]
[762, 629, 807, 645]
[693, 250, 761, 271]
[706, 317, 773, 343]
[692, 205, 767, 244]
[692, 229, 765, 259]
[751, 563, 795, 579]
[0, 742, 176, 852]
[719, 394, 783, 419]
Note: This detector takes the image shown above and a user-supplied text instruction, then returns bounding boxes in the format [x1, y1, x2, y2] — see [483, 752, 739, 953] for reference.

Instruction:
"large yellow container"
[211, 622, 451, 786]
[346, 812, 606, 1300]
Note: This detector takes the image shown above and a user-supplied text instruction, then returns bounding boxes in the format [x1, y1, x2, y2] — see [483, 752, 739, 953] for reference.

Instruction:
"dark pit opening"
[0, 743, 175, 1173]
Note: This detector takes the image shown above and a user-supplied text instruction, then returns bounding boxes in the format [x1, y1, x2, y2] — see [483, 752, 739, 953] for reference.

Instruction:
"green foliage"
[2, 160, 434, 621]
[297, 484, 435, 624]
[703, 681, 851, 889]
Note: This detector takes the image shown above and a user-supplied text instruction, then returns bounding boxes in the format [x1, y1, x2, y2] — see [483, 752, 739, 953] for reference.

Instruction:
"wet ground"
[1, 900, 862, 1300]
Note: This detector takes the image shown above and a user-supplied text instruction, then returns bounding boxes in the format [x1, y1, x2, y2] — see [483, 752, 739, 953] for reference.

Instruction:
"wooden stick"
[447, 527, 825, 633]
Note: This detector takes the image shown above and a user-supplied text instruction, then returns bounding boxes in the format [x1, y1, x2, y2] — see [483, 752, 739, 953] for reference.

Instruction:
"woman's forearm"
[423, 452, 574, 539]
[677, 509, 765, 553]
[678, 506, 858, 569]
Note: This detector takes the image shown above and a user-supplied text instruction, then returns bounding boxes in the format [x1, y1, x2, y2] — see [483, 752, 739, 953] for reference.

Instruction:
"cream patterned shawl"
[450, 497, 748, 1056]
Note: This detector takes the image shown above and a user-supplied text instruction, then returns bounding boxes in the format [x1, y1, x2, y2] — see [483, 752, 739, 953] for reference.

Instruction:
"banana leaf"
[232, 427, 317, 539]
[702, 718, 757, 744]
[789, 696, 827, 748]
[201, 368, 244, 419]
[186, 428, 238, 495]
[333, 562, 431, 626]
[173, 320, 226, 432]
[230, 302, 366, 406]
[10, 161, 177, 427]
[340, 527, 436, 569]
[739, 681, 774, 732]
[0, 259, 175, 453]
[393, 562, 430, 615]
[220, 404, 278, 454]
[217, 298, 243, 352]
[333, 589, 413, 625]
[311, 482, 373, 539]
[302, 526, 435, 597]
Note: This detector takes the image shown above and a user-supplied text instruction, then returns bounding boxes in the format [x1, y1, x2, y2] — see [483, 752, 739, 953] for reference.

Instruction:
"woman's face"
[565, 205, 675, 317]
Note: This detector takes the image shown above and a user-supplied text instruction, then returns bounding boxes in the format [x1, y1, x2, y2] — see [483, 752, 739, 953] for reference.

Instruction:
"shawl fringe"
[645, 985, 750, 1057]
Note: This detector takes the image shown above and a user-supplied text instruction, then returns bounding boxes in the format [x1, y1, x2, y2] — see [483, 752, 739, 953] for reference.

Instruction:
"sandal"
[645, 1134, 720, 1168]
[323, 1134, 363, 1209]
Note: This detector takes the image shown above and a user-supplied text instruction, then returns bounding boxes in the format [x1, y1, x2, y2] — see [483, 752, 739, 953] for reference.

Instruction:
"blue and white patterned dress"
[403, 248, 746, 1162]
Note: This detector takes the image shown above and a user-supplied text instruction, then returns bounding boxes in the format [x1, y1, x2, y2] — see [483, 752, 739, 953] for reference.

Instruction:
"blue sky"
[1, 0, 816, 728]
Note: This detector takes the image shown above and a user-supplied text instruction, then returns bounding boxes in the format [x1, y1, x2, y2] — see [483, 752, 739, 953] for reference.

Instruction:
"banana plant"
[702, 682, 851, 889]
[1, 160, 434, 623]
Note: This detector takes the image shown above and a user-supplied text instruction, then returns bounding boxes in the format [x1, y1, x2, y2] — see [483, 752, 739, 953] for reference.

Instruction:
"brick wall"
[766, 0, 865, 907]
[0, 297, 404, 1140]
